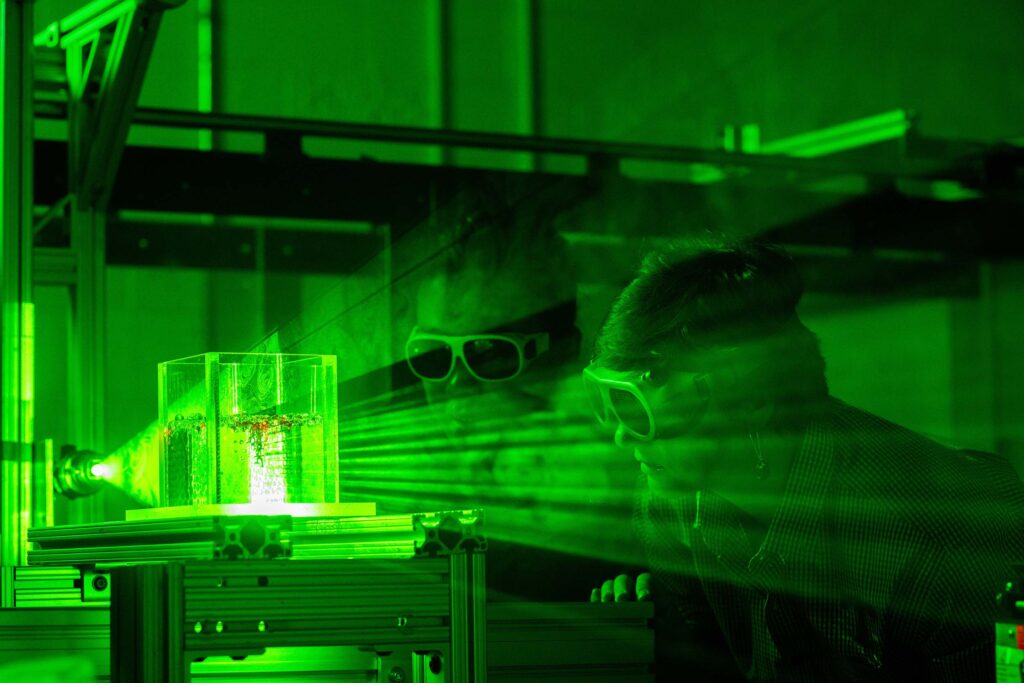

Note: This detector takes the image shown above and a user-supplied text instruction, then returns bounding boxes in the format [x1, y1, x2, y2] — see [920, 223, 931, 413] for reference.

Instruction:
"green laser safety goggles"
[406, 327, 551, 382]
[582, 364, 712, 442]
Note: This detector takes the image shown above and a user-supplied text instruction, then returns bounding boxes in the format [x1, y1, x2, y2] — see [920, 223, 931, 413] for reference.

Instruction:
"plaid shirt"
[637, 398, 1024, 682]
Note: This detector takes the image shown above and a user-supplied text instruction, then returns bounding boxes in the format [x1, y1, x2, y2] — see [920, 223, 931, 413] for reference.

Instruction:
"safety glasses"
[583, 364, 712, 442]
[406, 327, 550, 382]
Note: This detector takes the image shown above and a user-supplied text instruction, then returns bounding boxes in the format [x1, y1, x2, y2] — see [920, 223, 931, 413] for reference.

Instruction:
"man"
[402, 187, 638, 600]
[584, 238, 1024, 681]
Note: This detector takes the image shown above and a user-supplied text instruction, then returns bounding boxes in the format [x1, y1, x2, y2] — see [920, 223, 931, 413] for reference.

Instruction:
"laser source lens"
[90, 462, 112, 480]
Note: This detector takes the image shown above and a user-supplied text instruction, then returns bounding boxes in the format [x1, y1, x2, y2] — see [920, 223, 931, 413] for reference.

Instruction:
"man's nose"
[614, 423, 642, 449]
[444, 361, 479, 394]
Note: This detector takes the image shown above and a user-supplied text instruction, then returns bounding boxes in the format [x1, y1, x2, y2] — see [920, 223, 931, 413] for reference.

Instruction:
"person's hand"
[590, 572, 652, 602]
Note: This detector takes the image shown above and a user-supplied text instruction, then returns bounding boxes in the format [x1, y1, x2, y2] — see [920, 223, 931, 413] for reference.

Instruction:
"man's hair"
[426, 181, 581, 358]
[434, 182, 577, 325]
[595, 237, 828, 421]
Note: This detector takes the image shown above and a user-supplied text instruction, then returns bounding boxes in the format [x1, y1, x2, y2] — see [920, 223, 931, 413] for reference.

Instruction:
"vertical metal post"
[0, 0, 35, 605]
[471, 552, 488, 683]
[59, 1, 182, 521]
[436, 0, 453, 166]
[524, 0, 542, 171]
[196, 0, 214, 151]
[424, 0, 445, 166]
[66, 190, 106, 525]
[111, 563, 187, 682]
[449, 551, 487, 683]
[68, 210, 106, 454]
[31, 438, 54, 528]
[449, 553, 469, 683]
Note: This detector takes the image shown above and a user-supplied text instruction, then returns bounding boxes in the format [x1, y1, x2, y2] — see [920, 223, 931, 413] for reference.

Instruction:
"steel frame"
[31, 102, 989, 183]
[0, 598, 656, 682]
[1, 0, 36, 606]
[52, 0, 185, 480]
[26, 510, 488, 680]
[2, 0, 183, 607]
[109, 554, 487, 683]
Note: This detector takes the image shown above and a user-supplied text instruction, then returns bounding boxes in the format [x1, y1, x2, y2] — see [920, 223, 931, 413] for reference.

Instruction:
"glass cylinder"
[159, 353, 338, 508]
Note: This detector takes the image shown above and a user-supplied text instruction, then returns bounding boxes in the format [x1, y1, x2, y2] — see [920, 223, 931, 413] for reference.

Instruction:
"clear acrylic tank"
[159, 353, 338, 508]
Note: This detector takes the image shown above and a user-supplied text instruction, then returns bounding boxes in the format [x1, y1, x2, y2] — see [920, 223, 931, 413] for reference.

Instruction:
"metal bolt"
[194, 621, 203, 634]
[396, 616, 408, 628]
[91, 575, 108, 591]
[257, 620, 266, 633]
[387, 666, 406, 683]
[215, 620, 224, 633]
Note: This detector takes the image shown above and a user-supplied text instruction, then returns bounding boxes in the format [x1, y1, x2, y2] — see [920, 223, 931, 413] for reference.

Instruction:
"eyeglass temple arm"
[533, 332, 551, 355]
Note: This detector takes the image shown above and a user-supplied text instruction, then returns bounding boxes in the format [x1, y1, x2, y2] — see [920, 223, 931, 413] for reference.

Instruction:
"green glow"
[126, 501, 375, 520]
[89, 462, 112, 480]
[331, 380, 640, 567]
[104, 419, 161, 505]
[21, 302, 33, 443]
[760, 110, 911, 158]
[196, 0, 213, 151]
[115, 209, 375, 233]
[930, 181, 981, 201]
[620, 159, 728, 184]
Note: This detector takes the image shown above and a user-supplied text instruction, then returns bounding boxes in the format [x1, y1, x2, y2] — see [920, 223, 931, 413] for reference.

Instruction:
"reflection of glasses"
[406, 327, 551, 382]
[582, 364, 712, 442]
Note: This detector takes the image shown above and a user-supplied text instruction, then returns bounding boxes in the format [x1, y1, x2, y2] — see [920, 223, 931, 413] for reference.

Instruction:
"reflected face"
[414, 270, 552, 436]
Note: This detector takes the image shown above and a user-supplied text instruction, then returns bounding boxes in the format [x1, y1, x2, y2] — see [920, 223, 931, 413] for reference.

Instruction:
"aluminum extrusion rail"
[31, 103, 943, 180]
[27, 510, 485, 566]
[27, 515, 291, 565]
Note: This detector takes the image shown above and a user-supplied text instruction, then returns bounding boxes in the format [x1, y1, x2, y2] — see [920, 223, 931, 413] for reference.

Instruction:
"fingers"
[614, 574, 635, 602]
[636, 572, 652, 601]
[592, 573, 652, 602]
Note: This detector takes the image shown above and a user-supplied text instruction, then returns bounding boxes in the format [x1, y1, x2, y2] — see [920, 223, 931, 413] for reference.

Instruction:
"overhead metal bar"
[26, 138, 1024, 276]
[30, 103, 961, 182]
[127, 107, 929, 177]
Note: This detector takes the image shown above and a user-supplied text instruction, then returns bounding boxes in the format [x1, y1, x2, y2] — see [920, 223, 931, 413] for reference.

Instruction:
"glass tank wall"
[159, 353, 338, 508]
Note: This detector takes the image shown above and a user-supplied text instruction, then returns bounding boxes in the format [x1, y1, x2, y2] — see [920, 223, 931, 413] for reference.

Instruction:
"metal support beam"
[33, 102, 961, 181]
[0, 0, 35, 605]
[31, 1, 185, 498]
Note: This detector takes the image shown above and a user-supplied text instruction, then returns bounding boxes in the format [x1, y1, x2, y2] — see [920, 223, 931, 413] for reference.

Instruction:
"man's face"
[604, 355, 758, 496]
[414, 268, 550, 437]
